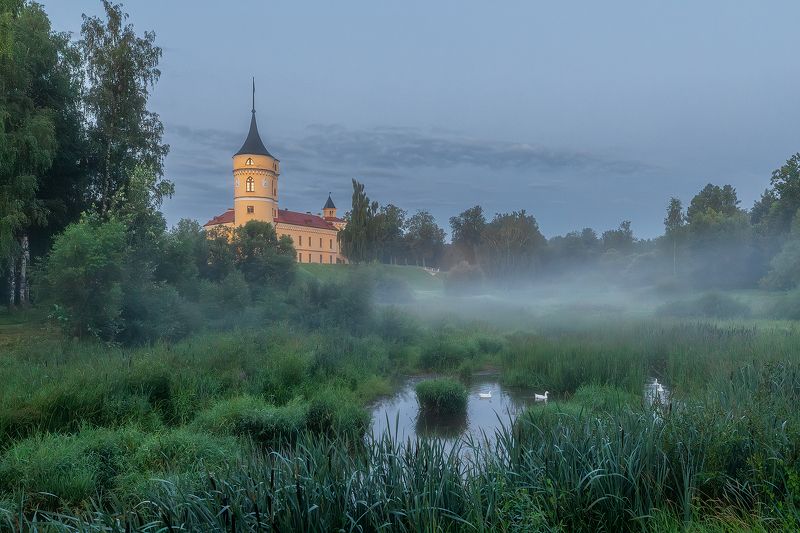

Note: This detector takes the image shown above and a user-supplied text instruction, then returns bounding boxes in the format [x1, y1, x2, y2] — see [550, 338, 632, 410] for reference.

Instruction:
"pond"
[369, 375, 538, 445]
[370, 375, 672, 445]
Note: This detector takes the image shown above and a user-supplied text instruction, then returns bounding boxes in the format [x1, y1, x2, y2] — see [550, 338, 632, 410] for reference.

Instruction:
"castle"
[203, 90, 347, 264]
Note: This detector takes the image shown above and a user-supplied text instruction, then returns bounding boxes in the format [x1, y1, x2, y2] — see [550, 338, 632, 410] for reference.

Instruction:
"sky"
[42, 1, 800, 238]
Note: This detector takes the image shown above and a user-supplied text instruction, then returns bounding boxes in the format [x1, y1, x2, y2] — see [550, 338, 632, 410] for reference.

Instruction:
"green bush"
[120, 282, 201, 343]
[305, 389, 369, 437]
[192, 395, 307, 444]
[375, 307, 421, 342]
[415, 378, 467, 415]
[42, 215, 127, 339]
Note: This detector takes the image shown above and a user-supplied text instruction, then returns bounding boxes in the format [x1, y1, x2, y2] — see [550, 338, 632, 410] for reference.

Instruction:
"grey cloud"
[167, 122, 651, 178]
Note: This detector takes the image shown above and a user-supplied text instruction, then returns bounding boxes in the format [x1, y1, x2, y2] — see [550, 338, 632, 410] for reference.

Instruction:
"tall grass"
[3, 312, 800, 529]
[5, 361, 798, 531]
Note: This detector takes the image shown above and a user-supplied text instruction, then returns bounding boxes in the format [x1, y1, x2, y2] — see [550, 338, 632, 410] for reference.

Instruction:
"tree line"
[338, 153, 800, 292]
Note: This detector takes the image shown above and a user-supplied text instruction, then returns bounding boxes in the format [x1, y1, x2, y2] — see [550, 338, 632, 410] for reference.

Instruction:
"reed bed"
[2, 316, 800, 530]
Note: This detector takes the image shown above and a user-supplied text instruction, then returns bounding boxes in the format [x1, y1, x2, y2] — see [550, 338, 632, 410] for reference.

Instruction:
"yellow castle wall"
[276, 223, 345, 264]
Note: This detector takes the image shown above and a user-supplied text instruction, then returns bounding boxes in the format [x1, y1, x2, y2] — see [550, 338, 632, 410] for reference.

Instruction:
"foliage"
[449, 205, 486, 264]
[404, 210, 446, 267]
[601, 220, 635, 252]
[191, 395, 307, 444]
[480, 210, 546, 278]
[42, 215, 126, 338]
[231, 220, 296, 286]
[765, 153, 800, 234]
[81, 0, 170, 214]
[687, 183, 741, 224]
[415, 378, 467, 414]
[337, 179, 378, 263]
[761, 210, 800, 289]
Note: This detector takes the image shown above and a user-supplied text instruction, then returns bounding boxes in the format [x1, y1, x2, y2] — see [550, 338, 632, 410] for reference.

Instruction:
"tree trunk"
[7, 255, 16, 308]
[19, 234, 29, 305]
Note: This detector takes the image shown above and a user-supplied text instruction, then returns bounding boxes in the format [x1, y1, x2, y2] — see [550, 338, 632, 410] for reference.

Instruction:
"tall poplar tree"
[338, 179, 378, 263]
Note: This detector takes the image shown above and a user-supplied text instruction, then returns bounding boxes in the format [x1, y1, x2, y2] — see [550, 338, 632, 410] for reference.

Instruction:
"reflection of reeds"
[415, 408, 468, 438]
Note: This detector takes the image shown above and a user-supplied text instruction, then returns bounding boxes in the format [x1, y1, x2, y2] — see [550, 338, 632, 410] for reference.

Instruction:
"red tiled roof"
[324, 216, 344, 223]
[275, 209, 337, 230]
[204, 208, 234, 227]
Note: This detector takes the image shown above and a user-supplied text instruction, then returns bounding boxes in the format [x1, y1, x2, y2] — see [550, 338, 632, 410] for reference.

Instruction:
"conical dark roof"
[323, 194, 336, 209]
[235, 112, 274, 157]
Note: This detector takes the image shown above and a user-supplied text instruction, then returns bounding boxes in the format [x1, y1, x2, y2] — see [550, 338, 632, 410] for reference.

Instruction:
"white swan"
[534, 391, 549, 402]
[653, 378, 664, 393]
[478, 392, 492, 399]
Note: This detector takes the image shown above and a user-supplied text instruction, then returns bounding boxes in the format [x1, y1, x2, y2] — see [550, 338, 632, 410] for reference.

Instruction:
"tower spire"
[252, 77, 255, 114]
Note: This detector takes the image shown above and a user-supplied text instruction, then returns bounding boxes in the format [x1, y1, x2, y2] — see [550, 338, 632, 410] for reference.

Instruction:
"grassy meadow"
[1, 269, 800, 531]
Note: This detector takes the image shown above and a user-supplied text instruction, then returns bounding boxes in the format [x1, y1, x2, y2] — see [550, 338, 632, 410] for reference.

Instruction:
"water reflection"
[370, 377, 533, 445]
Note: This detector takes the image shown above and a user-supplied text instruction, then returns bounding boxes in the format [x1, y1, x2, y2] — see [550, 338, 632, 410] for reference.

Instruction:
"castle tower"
[322, 193, 337, 219]
[233, 79, 280, 226]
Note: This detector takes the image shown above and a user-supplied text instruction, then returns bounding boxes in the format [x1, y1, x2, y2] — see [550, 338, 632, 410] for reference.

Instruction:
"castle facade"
[204, 97, 346, 264]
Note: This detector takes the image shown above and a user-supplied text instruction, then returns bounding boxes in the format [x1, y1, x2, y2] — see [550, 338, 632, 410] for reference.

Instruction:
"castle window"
[246, 158, 254, 166]
[329, 239, 333, 249]
[299, 253, 302, 262]
[319, 238, 322, 248]
[319, 255, 323, 263]
[329, 255, 333, 264]
[246, 177, 255, 192]
[247, 205, 254, 214]
[299, 236, 302, 246]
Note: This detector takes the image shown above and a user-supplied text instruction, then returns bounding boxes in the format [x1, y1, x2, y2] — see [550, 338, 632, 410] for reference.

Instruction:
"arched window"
[246, 158, 254, 166]
[246, 177, 255, 192]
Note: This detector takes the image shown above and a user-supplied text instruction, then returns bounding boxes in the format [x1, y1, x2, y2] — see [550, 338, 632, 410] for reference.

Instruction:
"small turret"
[322, 193, 337, 219]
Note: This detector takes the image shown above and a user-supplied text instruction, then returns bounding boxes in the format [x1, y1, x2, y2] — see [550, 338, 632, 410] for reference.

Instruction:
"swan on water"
[534, 391, 549, 402]
[478, 392, 492, 399]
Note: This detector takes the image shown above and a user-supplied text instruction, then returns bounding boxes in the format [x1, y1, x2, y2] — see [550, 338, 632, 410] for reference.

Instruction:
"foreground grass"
[2, 307, 800, 529]
[2, 362, 799, 531]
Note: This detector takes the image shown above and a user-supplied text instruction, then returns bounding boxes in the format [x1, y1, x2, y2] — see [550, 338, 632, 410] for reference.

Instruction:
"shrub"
[0, 428, 139, 509]
[120, 282, 201, 343]
[415, 378, 467, 415]
[376, 307, 421, 342]
[192, 396, 307, 444]
[42, 215, 127, 339]
[305, 389, 369, 437]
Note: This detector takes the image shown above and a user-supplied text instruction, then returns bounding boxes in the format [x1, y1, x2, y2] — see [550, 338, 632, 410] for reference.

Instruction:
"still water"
[370, 376, 671, 445]
[370, 376, 536, 444]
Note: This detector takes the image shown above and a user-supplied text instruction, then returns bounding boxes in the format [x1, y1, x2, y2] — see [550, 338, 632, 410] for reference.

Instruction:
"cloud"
[163, 121, 658, 235]
[167, 122, 651, 179]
